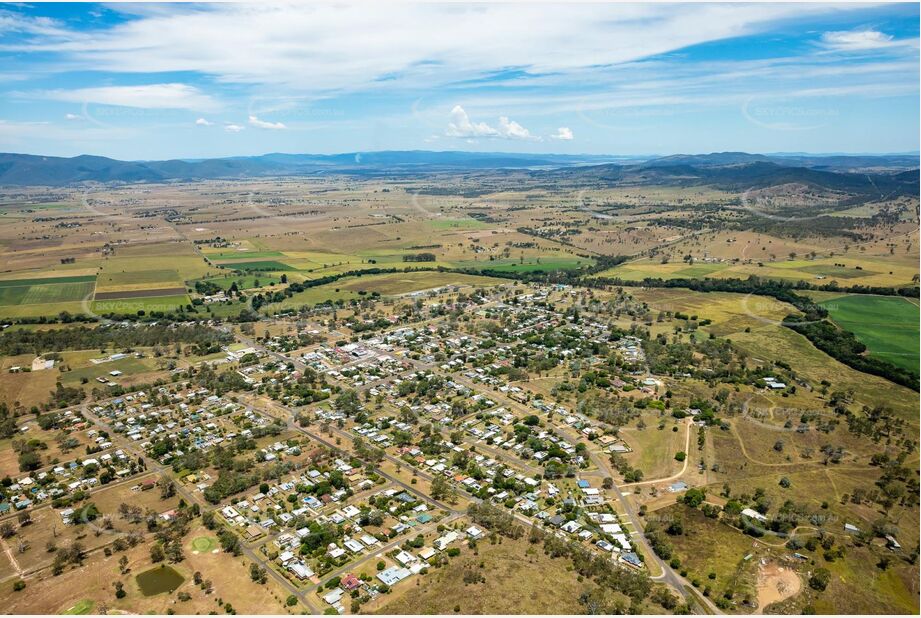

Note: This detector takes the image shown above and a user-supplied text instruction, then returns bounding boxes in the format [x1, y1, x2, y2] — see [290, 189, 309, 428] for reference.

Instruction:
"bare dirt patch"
[756, 560, 801, 613]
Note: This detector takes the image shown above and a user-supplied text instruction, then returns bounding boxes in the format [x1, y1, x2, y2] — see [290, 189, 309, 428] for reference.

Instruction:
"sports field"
[62, 599, 94, 614]
[818, 294, 920, 372]
[190, 536, 217, 552]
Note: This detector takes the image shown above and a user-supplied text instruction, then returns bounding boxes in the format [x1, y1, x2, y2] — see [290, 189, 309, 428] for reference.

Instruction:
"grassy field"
[0, 274, 96, 317]
[214, 260, 292, 271]
[620, 414, 687, 479]
[631, 288, 920, 426]
[811, 544, 921, 615]
[91, 294, 190, 316]
[654, 504, 760, 607]
[96, 268, 180, 289]
[190, 536, 218, 552]
[425, 217, 491, 230]
[369, 535, 592, 614]
[0, 275, 96, 287]
[818, 294, 919, 372]
[0, 522, 297, 615]
[196, 274, 279, 291]
[203, 250, 285, 260]
[335, 271, 505, 295]
[0, 281, 94, 307]
[455, 256, 593, 273]
[59, 355, 160, 386]
[62, 599, 94, 614]
[598, 255, 918, 288]
[267, 271, 506, 312]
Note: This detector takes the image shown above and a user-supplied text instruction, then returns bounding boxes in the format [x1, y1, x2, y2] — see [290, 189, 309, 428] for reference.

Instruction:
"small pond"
[136, 565, 185, 596]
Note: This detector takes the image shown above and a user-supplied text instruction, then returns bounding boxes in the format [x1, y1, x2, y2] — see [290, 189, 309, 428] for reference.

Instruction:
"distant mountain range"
[0, 151, 623, 186]
[543, 157, 920, 197]
[0, 150, 916, 187]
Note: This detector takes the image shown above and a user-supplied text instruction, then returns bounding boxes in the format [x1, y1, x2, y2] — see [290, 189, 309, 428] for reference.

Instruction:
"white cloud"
[2, 4, 861, 95]
[223, 123, 244, 133]
[551, 127, 573, 140]
[820, 30, 899, 52]
[65, 113, 82, 121]
[248, 115, 286, 130]
[35, 83, 218, 110]
[0, 118, 137, 146]
[0, 10, 69, 37]
[446, 105, 498, 138]
[195, 117, 213, 126]
[497, 116, 537, 141]
[445, 105, 537, 141]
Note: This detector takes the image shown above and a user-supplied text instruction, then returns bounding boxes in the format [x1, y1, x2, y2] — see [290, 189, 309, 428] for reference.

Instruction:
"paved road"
[238, 317, 720, 613]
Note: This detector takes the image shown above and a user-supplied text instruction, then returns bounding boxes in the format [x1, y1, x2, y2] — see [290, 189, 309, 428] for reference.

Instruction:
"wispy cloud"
[0, 9, 69, 37]
[820, 29, 901, 52]
[0, 3, 915, 157]
[0, 4, 865, 95]
[31, 83, 218, 110]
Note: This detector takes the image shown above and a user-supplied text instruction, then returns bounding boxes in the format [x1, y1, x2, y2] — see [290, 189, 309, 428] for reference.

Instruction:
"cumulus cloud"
[65, 113, 82, 120]
[497, 116, 536, 140]
[223, 123, 244, 133]
[445, 105, 537, 141]
[446, 105, 499, 138]
[248, 114, 286, 129]
[551, 126, 573, 140]
[195, 117, 213, 126]
[820, 30, 898, 51]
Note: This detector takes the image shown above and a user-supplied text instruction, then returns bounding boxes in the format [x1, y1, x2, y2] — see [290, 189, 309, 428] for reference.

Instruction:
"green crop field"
[0, 275, 95, 288]
[215, 260, 292, 271]
[198, 274, 281, 290]
[819, 294, 920, 372]
[22, 282, 95, 304]
[675, 263, 729, 278]
[0, 280, 95, 308]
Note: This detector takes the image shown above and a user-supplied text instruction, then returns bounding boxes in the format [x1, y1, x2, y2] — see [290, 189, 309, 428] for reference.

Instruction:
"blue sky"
[0, 2, 917, 160]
